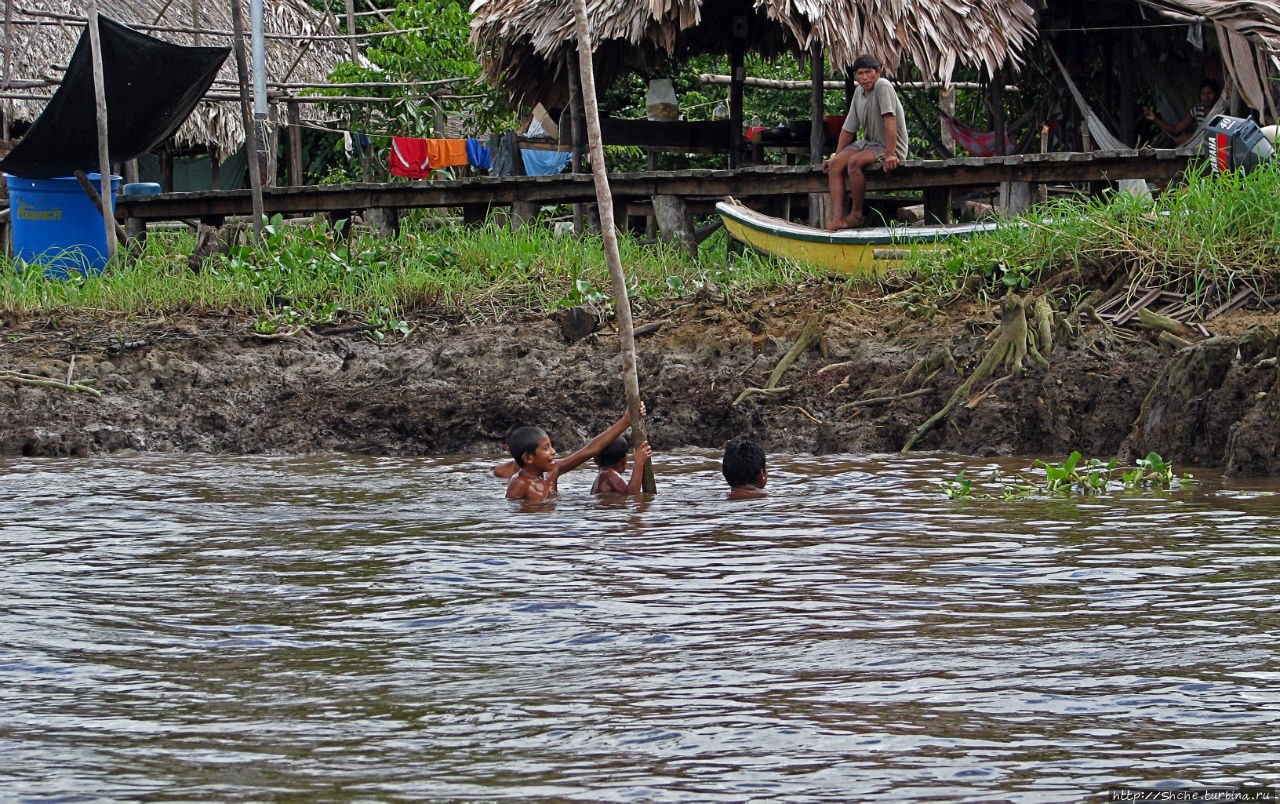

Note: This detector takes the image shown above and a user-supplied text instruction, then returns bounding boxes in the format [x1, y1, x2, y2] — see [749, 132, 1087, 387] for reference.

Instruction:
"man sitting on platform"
[823, 54, 909, 230]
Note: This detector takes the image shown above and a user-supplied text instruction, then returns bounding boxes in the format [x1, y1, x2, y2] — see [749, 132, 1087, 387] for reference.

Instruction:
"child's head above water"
[595, 436, 629, 469]
[722, 438, 766, 488]
[508, 425, 549, 467]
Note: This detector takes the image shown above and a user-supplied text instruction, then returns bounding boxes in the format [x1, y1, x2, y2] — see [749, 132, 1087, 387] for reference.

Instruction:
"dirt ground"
[4, 280, 1280, 475]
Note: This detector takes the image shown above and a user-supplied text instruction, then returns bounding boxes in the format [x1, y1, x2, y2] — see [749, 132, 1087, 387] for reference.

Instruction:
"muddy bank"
[3, 285, 1280, 476]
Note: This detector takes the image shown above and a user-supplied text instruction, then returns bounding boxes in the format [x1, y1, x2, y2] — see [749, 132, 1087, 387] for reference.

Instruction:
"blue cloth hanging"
[520, 148, 571, 176]
[465, 138, 491, 170]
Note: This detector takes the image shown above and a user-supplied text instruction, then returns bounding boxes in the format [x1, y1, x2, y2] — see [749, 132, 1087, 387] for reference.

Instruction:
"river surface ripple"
[2, 451, 1279, 801]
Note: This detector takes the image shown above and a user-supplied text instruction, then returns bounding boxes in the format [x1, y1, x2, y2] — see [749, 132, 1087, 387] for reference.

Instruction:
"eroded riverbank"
[4, 284, 1280, 474]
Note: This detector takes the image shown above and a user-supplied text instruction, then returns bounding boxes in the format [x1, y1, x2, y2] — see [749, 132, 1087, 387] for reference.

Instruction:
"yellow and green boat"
[716, 198, 1001, 276]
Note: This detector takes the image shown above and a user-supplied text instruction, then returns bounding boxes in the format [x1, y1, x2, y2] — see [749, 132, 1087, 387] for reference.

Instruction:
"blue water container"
[5, 173, 122, 278]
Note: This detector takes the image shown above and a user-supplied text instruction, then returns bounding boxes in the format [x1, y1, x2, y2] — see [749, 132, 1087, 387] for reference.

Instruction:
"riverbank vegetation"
[3, 160, 1280, 332]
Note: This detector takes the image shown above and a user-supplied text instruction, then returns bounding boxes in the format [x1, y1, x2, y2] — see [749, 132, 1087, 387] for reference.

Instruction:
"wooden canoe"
[716, 198, 1001, 276]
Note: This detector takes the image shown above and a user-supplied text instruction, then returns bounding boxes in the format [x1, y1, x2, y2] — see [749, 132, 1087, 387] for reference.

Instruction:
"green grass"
[911, 160, 1280, 303]
[7, 160, 1280, 323]
[0, 212, 826, 323]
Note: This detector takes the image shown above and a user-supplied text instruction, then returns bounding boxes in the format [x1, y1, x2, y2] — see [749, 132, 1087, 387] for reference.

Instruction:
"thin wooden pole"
[570, 0, 655, 493]
[86, 2, 116, 262]
[229, 0, 264, 237]
[343, 0, 358, 62]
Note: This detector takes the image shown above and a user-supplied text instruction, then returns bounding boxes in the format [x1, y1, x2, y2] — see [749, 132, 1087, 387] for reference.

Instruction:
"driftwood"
[902, 293, 1048, 452]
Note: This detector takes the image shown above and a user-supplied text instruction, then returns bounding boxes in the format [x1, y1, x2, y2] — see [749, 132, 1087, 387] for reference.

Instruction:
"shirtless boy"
[722, 438, 767, 499]
[506, 403, 644, 501]
[590, 437, 653, 495]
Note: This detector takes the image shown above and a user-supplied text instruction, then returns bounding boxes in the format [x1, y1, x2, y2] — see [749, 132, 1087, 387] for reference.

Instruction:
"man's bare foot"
[825, 218, 848, 232]
[844, 214, 864, 229]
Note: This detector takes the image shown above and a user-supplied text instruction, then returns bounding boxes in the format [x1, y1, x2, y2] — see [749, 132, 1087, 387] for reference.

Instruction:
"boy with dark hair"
[493, 424, 521, 479]
[506, 403, 645, 501]
[722, 438, 767, 499]
[823, 53, 908, 230]
[590, 436, 653, 495]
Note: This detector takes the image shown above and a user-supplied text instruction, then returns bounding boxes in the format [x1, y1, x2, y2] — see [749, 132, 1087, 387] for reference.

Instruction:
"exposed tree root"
[732, 314, 822, 406]
[902, 293, 1048, 453]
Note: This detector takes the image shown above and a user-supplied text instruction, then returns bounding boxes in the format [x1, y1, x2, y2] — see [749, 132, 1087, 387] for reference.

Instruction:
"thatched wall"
[1, 0, 354, 155]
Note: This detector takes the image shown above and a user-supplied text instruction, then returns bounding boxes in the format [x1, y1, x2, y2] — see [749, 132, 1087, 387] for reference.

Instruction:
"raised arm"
[557, 403, 643, 474]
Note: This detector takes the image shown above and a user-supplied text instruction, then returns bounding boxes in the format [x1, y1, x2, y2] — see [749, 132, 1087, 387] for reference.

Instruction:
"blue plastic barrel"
[5, 173, 122, 278]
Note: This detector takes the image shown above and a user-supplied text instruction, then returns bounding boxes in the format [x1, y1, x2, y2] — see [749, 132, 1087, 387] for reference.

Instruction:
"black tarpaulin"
[0, 16, 229, 179]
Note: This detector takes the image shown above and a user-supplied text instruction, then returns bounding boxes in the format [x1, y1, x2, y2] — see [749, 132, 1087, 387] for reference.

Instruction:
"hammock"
[1047, 43, 1151, 199]
[943, 116, 1015, 157]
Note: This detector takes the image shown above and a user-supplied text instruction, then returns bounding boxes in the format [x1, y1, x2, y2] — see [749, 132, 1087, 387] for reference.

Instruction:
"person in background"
[1144, 78, 1222, 146]
[823, 53, 909, 230]
[722, 438, 767, 499]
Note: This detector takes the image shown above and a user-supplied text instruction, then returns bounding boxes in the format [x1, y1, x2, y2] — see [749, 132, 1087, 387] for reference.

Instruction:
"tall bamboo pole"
[87, 2, 116, 262]
[229, 0, 264, 237]
[570, 0, 655, 493]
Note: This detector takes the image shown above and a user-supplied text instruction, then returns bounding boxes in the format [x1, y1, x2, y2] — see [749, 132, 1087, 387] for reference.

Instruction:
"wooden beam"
[116, 151, 1192, 223]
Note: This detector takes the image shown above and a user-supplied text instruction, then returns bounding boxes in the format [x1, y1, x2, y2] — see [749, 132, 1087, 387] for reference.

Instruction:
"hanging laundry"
[520, 148, 571, 176]
[466, 139, 491, 170]
[490, 131, 522, 177]
[425, 138, 469, 169]
[943, 117, 1015, 157]
[390, 136, 432, 178]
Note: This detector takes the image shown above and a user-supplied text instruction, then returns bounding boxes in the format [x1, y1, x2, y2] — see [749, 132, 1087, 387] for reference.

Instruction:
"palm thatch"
[469, 0, 1039, 109]
[1170, 0, 1280, 51]
[0, 0, 353, 156]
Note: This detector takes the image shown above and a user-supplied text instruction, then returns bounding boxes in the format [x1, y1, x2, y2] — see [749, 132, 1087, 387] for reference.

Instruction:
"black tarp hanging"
[0, 15, 229, 179]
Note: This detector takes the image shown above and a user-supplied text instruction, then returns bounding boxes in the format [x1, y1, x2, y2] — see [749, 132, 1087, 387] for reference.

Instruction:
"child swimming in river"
[722, 438, 767, 499]
[590, 436, 652, 495]
[493, 424, 520, 480]
[506, 402, 645, 501]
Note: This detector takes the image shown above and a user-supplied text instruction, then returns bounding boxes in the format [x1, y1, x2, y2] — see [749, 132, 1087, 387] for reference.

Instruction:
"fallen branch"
[835, 386, 934, 414]
[1, 370, 103, 397]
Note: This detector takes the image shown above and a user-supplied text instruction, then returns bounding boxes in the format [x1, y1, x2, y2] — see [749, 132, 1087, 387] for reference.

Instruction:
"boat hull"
[716, 199, 1000, 276]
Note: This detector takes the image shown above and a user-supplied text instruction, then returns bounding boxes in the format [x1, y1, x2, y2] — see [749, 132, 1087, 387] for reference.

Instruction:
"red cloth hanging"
[390, 137, 432, 178]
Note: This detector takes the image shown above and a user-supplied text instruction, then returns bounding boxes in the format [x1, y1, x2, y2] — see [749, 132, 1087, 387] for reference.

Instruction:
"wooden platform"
[114, 149, 1191, 235]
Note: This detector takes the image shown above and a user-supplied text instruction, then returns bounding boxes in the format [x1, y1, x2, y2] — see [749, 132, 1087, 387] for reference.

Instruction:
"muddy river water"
[3, 450, 1279, 801]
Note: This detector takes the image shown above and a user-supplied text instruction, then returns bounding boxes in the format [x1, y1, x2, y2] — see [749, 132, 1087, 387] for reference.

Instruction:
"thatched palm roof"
[1, 0, 353, 155]
[469, 0, 1039, 109]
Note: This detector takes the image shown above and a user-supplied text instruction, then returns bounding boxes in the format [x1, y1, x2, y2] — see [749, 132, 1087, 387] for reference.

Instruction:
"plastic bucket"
[5, 173, 121, 278]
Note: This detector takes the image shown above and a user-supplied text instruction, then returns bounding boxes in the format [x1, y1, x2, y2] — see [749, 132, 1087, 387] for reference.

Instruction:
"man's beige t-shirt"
[842, 77, 909, 160]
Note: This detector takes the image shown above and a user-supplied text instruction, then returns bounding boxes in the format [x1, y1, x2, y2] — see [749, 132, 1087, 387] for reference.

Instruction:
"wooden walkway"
[115, 149, 1191, 234]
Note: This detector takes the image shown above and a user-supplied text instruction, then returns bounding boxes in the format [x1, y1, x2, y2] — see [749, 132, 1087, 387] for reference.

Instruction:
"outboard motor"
[1204, 115, 1276, 174]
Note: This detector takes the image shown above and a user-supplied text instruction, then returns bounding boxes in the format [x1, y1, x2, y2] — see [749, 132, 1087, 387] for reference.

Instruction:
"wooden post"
[230, 0, 265, 237]
[571, 0, 655, 493]
[808, 41, 824, 227]
[287, 99, 302, 186]
[344, 0, 359, 63]
[567, 48, 584, 234]
[940, 85, 956, 154]
[87, 3, 116, 262]
[727, 25, 745, 170]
